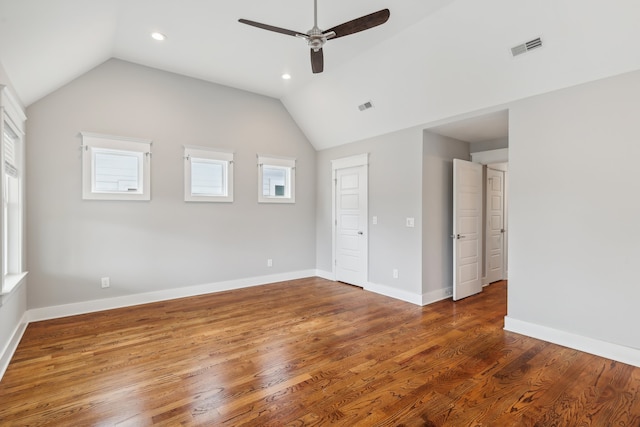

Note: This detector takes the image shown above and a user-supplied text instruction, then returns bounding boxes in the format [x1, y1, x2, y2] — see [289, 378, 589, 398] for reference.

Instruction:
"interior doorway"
[470, 151, 509, 286]
[331, 154, 369, 287]
[425, 108, 510, 296]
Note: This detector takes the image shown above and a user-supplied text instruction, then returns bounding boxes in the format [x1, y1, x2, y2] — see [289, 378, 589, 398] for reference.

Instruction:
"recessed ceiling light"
[282, 73, 292, 80]
[151, 32, 166, 41]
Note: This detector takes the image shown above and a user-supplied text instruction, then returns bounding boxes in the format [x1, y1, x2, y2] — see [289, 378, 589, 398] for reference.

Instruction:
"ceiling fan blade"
[238, 19, 305, 37]
[326, 9, 390, 39]
[311, 48, 324, 74]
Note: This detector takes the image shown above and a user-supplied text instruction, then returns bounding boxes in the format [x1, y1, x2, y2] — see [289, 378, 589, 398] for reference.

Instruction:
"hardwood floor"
[1, 278, 639, 426]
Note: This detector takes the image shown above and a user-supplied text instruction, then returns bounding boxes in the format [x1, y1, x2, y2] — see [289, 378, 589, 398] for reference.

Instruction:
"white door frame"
[331, 154, 369, 284]
[486, 167, 506, 283]
[471, 149, 509, 285]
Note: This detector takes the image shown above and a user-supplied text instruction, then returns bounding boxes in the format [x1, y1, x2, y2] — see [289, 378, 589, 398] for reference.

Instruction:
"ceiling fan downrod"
[300, 0, 335, 52]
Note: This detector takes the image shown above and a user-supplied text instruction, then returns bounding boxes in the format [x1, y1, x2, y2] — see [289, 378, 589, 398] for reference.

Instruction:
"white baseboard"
[315, 274, 451, 307]
[29, 270, 317, 322]
[364, 282, 423, 306]
[0, 312, 29, 380]
[504, 316, 640, 368]
[315, 274, 427, 306]
[364, 282, 454, 307]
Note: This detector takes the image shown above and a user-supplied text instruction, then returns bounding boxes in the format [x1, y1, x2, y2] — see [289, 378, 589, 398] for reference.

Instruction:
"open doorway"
[427, 109, 509, 297]
[470, 149, 509, 286]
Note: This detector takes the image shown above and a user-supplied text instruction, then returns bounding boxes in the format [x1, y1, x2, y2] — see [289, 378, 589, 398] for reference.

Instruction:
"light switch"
[406, 217, 415, 228]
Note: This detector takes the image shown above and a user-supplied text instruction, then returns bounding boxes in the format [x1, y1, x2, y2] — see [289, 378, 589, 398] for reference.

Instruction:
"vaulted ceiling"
[1, 0, 639, 150]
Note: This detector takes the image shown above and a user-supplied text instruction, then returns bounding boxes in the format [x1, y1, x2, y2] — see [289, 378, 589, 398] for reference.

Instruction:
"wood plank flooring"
[1, 278, 639, 426]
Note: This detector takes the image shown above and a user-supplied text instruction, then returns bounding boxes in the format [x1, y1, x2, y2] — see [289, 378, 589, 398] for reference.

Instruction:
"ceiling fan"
[239, 0, 390, 74]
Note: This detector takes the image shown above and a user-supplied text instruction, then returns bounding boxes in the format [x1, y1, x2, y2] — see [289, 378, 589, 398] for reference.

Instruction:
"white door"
[486, 168, 505, 283]
[335, 165, 368, 286]
[453, 159, 483, 301]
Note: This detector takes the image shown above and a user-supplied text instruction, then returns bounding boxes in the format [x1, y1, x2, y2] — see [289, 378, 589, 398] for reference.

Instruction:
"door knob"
[357, 231, 364, 235]
[451, 234, 465, 239]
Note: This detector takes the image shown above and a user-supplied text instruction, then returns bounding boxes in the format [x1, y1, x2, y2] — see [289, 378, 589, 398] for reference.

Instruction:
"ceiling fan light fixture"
[151, 32, 167, 41]
[238, 1, 390, 74]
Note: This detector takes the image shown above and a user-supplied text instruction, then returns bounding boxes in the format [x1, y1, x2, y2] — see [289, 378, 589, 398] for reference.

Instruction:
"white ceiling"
[428, 110, 509, 144]
[0, 0, 453, 104]
[1, 0, 640, 150]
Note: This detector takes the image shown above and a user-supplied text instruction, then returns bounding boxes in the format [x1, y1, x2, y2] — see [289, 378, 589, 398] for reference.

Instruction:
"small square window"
[258, 155, 295, 204]
[93, 148, 142, 193]
[81, 133, 152, 201]
[184, 146, 233, 202]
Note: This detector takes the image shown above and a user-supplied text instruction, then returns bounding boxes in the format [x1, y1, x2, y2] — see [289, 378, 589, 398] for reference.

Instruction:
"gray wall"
[509, 69, 640, 350]
[316, 127, 424, 295]
[422, 132, 470, 296]
[26, 59, 316, 309]
[316, 126, 471, 301]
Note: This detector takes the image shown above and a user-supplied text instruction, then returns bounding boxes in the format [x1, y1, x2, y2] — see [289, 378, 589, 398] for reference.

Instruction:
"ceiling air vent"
[358, 101, 374, 112]
[511, 37, 543, 57]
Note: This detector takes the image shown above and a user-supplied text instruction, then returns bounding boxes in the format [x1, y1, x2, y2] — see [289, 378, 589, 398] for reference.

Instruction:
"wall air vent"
[511, 37, 543, 57]
[358, 101, 374, 112]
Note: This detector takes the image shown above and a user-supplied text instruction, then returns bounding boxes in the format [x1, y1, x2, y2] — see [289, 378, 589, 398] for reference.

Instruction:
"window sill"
[1, 271, 28, 296]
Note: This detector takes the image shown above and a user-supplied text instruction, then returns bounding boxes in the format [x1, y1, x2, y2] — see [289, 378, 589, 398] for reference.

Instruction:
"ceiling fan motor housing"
[305, 26, 335, 52]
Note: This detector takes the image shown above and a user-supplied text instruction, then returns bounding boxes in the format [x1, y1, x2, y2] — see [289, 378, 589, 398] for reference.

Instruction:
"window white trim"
[81, 132, 152, 201]
[184, 146, 234, 202]
[0, 272, 27, 296]
[0, 87, 26, 134]
[1, 86, 26, 295]
[257, 154, 296, 204]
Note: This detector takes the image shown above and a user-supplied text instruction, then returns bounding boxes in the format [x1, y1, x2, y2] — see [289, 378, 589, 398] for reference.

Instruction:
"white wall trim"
[331, 153, 369, 170]
[366, 282, 454, 307]
[504, 316, 640, 368]
[29, 270, 316, 322]
[365, 282, 423, 306]
[471, 148, 508, 165]
[0, 312, 28, 380]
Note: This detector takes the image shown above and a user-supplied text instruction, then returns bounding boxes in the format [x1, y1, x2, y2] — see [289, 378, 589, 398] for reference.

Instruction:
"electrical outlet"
[267, 259, 273, 267]
[372, 216, 378, 225]
[101, 277, 110, 288]
[445, 288, 452, 297]
[392, 269, 399, 279]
